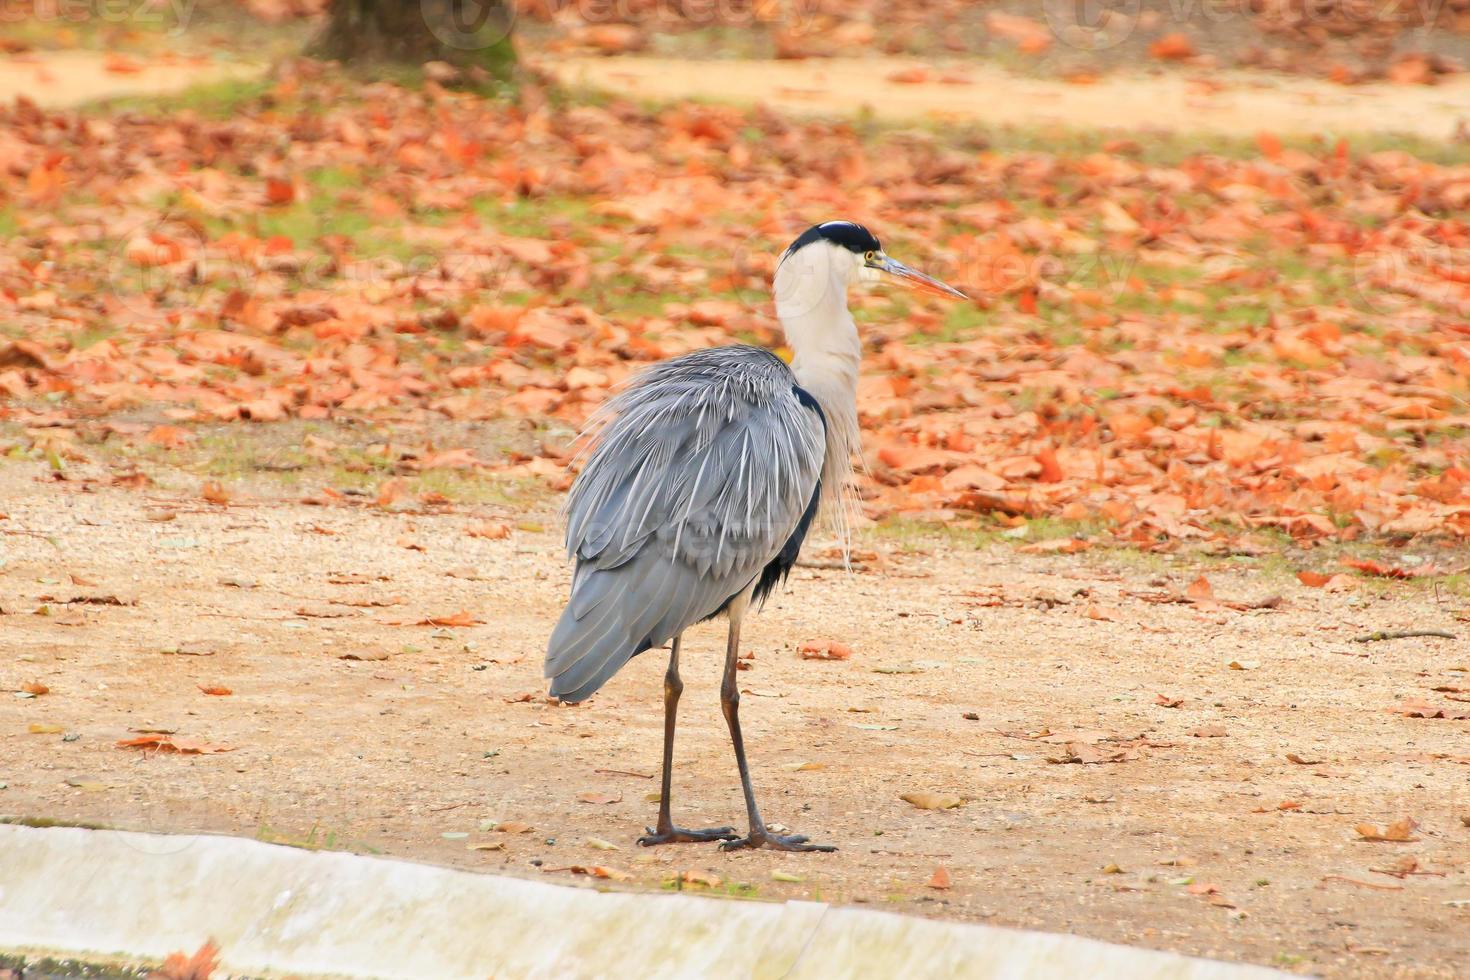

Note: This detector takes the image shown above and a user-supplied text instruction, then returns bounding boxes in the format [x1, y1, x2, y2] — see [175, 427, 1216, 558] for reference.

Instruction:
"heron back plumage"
[546, 345, 826, 702]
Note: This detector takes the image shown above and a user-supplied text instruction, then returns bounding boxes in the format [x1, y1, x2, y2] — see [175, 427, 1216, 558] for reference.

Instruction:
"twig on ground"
[795, 559, 866, 571]
[1351, 630, 1457, 643]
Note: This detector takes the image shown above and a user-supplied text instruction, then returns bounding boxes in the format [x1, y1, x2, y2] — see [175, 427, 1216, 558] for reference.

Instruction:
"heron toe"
[720, 831, 837, 853]
[638, 825, 739, 846]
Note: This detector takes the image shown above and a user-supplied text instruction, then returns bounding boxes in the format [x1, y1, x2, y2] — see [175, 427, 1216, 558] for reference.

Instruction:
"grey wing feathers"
[546, 346, 825, 703]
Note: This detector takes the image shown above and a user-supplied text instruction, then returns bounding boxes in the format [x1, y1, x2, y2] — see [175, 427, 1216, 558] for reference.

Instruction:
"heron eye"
[865, 251, 876, 262]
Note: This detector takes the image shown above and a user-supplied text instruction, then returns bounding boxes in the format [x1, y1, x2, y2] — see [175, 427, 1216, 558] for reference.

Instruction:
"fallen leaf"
[21, 682, 49, 696]
[1355, 817, 1420, 842]
[799, 639, 852, 660]
[197, 685, 232, 696]
[153, 939, 220, 980]
[340, 650, 390, 661]
[1149, 33, 1196, 60]
[116, 735, 235, 754]
[495, 821, 533, 833]
[927, 865, 952, 889]
[901, 791, 963, 810]
[414, 610, 483, 627]
[468, 521, 513, 540]
[1185, 576, 1214, 601]
[577, 791, 622, 804]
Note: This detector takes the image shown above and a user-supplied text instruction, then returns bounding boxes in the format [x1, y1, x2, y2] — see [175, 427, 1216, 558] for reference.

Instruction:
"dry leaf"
[1185, 576, 1214, 601]
[468, 521, 513, 540]
[577, 791, 622, 804]
[151, 939, 220, 980]
[901, 791, 963, 810]
[116, 734, 235, 754]
[1355, 817, 1420, 842]
[927, 865, 952, 889]
[799, 639, 852, 660]
[197, 685, 232, 696]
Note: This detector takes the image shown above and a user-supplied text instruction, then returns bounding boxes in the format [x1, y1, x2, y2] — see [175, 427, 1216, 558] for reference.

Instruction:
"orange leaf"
[146, 425, 193, 450]
[1035, 445, 1064, 483]
[200, 481, 230, 506]
[198, 685, 232, 696]
[153, 939, 220, 980]
[927, 865, 952, 889]
[799, 639, 852, 661]
[21, 681, 49, 696]
[1185, 576, 1214, 601]
[885, 67, 930, 85]
[1355, 817, 1420, 842]
[376, 479, 406, 508]
[1297, 571, 1330, 587]
[116, 735, 235, 754]
[265, 178, 296, 206]
[468, 521, 513, 540]
[417, 610, 483, 627]
[1148, 33, 1195, 61]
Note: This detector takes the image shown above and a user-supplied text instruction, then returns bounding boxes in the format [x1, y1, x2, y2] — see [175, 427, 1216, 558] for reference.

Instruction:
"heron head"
[779, 220, 967, 300]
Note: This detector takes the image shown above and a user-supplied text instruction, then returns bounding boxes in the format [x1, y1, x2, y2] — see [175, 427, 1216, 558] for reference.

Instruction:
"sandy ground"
[5, 48, 1470, 143]
[1, 458, 1468, 977]
[542, 56, 1470, 140]
[0, 50, 258, 108]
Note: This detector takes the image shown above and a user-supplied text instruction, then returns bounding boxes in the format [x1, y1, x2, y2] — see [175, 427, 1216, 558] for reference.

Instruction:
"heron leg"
[718, 593, 836, 854]
[638, 635, 737, 847]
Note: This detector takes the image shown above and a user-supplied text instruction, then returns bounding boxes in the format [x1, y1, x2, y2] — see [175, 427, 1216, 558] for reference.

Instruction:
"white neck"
[774, 242, 862, 536]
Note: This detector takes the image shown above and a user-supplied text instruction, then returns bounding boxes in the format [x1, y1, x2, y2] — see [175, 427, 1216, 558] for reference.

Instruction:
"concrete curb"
[0, 826, 1285, 979]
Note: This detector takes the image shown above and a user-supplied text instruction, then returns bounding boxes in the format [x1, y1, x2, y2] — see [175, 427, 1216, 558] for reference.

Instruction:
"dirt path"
[11, 46, 1469, 142]
[543, 56, 1470, 140]
[2, 459, 1467, 977]
[0, 50, 259, 108]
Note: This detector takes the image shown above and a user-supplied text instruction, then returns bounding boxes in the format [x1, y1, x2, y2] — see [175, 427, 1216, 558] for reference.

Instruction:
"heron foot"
[720, 830, 837, 853]
[638, 825, 739, 846]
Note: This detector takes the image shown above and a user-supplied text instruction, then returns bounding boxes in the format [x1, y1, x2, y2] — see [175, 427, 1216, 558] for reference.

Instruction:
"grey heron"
[546, 221, 966, 852]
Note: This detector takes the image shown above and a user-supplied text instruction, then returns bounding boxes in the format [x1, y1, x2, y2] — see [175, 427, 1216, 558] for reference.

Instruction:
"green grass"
[0, 815, 111, 830]
[257, 820, 382, 854]
[100, 74, 279, 119]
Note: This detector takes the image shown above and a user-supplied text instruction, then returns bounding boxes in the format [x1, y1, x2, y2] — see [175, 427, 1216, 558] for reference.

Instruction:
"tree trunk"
[312, 0, 515, 79]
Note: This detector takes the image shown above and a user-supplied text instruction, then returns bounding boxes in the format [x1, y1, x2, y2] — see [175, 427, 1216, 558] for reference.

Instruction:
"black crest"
[781, 220, 881, 262]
